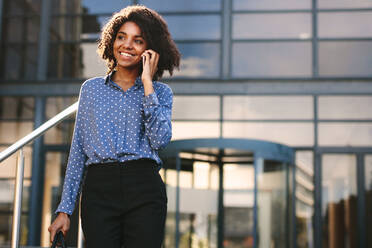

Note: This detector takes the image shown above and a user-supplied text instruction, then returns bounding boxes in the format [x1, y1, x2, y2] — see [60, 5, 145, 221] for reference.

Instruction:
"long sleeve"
[55, 85, 88, 215]
[143, 85, 173, 150]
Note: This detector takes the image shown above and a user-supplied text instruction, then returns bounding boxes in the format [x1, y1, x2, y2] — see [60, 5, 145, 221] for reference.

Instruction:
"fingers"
[49, 227, 56, 244]
[142, 50, 159, 73]
[48, 213, 70, 243]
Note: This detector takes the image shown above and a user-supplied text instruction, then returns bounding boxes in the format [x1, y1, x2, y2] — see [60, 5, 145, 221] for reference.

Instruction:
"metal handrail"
[0, 101, 84, 248]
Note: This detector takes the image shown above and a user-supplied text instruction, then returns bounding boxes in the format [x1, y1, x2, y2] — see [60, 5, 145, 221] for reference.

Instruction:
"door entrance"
[159, 138, 295, 248]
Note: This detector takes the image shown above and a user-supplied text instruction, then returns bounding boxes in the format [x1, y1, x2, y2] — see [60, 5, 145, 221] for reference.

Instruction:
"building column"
[217, 150, 224, 248]
[0, 0, 4, 43]
[28, 0, 51, 244]
[28, 97, 46, 245]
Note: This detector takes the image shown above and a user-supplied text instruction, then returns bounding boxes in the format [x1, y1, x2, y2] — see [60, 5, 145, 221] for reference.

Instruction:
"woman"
[48, 5, 180, 248]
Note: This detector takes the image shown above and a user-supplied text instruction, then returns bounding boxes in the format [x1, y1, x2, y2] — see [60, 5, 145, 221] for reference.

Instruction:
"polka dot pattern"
[55, 73, 173, 215]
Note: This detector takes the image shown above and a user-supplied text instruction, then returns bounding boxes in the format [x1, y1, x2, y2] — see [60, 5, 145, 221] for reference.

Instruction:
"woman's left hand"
[141, 49, 159, 84]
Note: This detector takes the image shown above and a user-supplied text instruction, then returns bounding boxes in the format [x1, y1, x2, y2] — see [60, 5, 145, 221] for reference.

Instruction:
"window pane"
[80, 42, 108, 78]
[172, 121, 220, 140]
[365, 155, 372, 248]
[0, 97, 34, 120]
[164, 15, 221, 40]
[0, 122, 33, 144]
[318, 0, 372, 9]
[234, 0, 311, 10]
[4, 18, 22, 42]
[319, 96, 372, 120]
[5, 0, 41, 16]
[50, 17, 81, 42]
[319, 123, 372, 146]
[0, 146, 32, 178]
[233, 13, 312, 39]
[223, 122, 314, 146]
[26, 17, 40, 42]
[51, 0, 83, 15]
[81, 15, 111, 40]
[322, 154, 357, 248]
[168, 43, 220, 78]
[45, 97, 77, 144]
[139, 0, 221, 11]
[80, 0, 131, 14]
[25, 44, 38, 80]
[173, 96, 220, 120]
[232, 42, 312, 77]
[224, 96, 313, 120]
[3, 45, 21, 80]
[48, 44, 83, 79]
[319, 12, 372, 38]
[319, 41, 372, 77]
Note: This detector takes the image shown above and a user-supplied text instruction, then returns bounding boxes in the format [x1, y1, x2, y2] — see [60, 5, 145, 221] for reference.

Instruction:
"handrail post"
[11, 149, 25, 248]
[77, 196, 84, 248]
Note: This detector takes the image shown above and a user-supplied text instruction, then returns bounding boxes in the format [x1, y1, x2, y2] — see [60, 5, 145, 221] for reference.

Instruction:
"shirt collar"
[104, 71, 143, 89]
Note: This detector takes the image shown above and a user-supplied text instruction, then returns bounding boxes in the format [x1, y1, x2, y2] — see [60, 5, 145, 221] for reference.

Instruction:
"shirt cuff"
[143, 92, 159, 107]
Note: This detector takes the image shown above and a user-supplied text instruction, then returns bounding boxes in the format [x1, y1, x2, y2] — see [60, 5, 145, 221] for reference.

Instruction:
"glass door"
[223, 149, 255, 248]
[321, 154, 358, 248]
[256, 159, 293, 248]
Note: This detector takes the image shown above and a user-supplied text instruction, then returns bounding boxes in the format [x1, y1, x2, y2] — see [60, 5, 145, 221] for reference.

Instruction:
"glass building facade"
[0, 0, 372, 247]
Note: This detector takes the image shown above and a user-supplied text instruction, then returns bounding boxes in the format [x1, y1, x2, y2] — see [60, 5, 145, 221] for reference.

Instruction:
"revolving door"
[159, 138, 295, 248]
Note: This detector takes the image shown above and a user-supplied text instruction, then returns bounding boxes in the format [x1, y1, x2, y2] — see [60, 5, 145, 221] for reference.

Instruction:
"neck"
[112, 66, 139, 85]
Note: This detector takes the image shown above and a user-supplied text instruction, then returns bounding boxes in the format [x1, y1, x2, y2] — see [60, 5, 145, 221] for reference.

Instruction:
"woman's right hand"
[48, 212, 70, 244]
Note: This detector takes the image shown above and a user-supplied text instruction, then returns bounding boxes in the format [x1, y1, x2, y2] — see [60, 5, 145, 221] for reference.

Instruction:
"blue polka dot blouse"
[55, 72, 173, 215]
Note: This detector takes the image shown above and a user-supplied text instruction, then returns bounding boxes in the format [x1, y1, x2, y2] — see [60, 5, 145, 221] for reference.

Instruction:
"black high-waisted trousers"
[81, 158, 167, 248]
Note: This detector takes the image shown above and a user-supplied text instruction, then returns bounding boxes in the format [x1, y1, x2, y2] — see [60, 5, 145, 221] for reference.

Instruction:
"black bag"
[51, 231, 67, 248]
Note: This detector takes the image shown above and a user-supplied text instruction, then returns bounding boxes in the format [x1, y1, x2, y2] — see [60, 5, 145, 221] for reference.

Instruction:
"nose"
[123, 39, 133, 49]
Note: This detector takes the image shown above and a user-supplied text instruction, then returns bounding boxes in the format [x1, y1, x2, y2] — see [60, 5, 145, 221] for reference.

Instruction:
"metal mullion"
[233, 38, 311, 42]
[357, 154, 366, 248]
[317, 8, 372, 12]
[0, 143, 33, 148]
[28, 96, 46, 245]
[175, 153, 181, 248]
[222, 119, 314, 122]
[42, 144, 71, 152]
[317, 147, 372, 153]
[1, 41, 39, 46]
[0, 0, 4, 43]
[314, 151, 322, 248]
[49, 40, 80, 45]
[221, 0, 231, 79]
[318, 37, 372, 41]
[318, 119, 372, 123]
[160, 11, 222, 16]
[174, 39, 221, 43]
[219, 95, 223, 137]
[291, 159, 297, 248]
[312, 0, 319, 77]
[0, 118, 35, 122]
[233, 9, 312, 14]
[3, 13, 40, 18]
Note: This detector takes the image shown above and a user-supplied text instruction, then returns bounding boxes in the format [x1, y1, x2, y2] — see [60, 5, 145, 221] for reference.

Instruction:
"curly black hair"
[97, 5, 181, 81]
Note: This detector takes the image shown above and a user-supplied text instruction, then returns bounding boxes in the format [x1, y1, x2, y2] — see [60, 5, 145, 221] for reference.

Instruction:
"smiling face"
[113, 21, 147, 71]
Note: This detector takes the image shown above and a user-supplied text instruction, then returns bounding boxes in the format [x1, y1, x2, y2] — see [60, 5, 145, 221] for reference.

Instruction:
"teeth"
[120, 52, 133, 57]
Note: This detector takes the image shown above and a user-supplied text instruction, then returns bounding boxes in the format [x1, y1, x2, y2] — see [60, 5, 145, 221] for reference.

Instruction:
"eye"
[135, 40, 143, 44]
